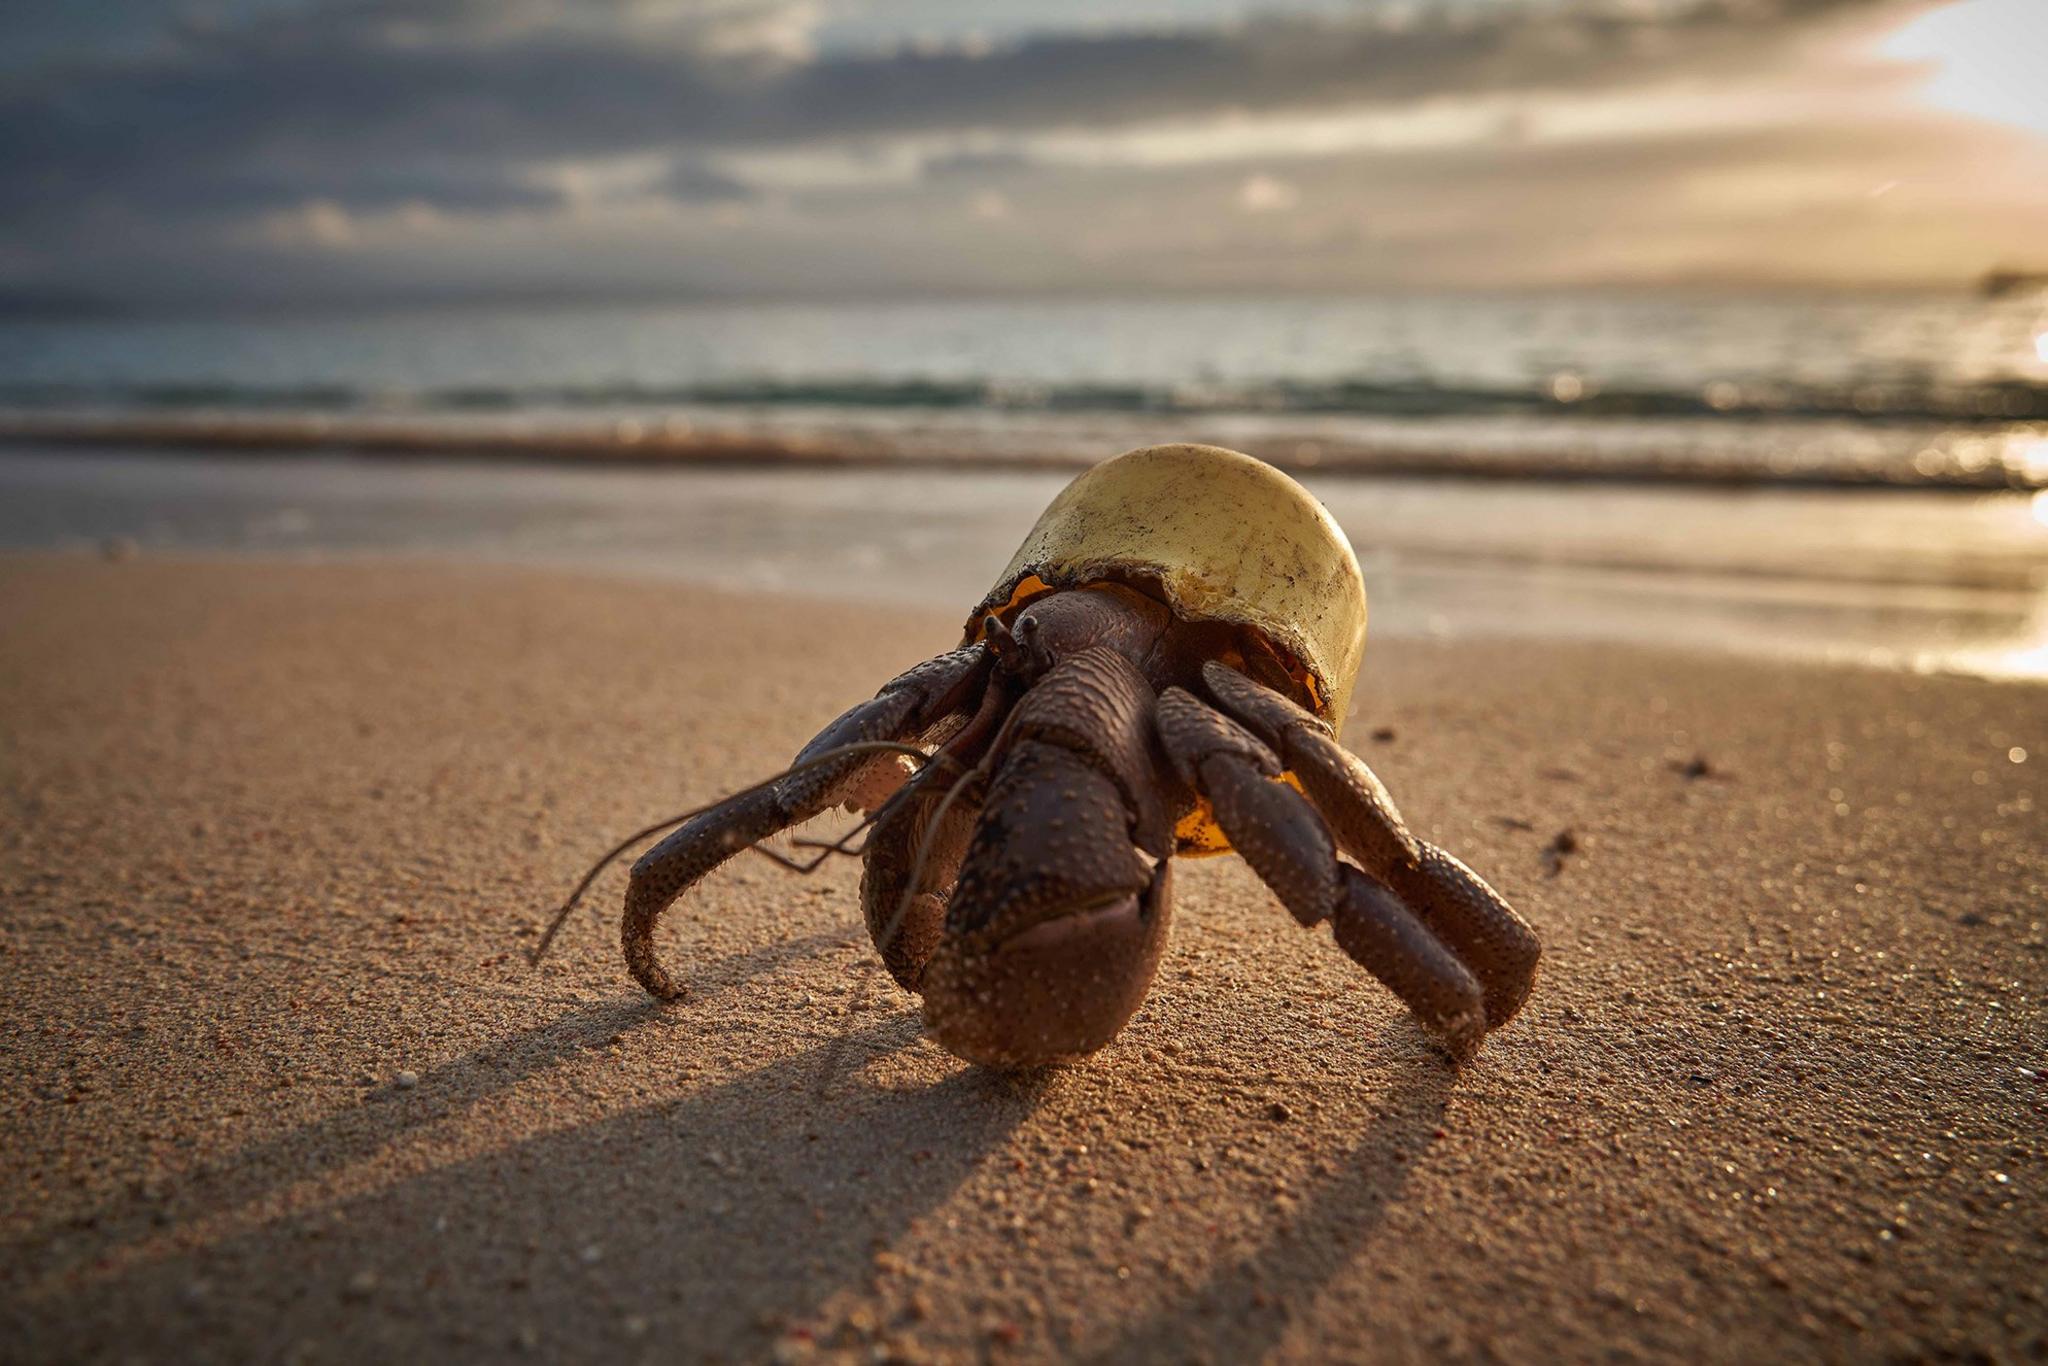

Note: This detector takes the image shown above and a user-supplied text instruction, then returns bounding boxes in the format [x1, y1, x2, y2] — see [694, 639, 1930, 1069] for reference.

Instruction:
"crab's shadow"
[17, 934, 1042, 1361]
[18, 933, 1459, 1363]
[1087, 1027, 1455, 1362]
[9, 932, 848, 1283]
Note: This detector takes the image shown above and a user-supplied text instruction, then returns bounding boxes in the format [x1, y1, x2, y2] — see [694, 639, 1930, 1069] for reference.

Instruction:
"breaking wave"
[2, 374, 2044, 424]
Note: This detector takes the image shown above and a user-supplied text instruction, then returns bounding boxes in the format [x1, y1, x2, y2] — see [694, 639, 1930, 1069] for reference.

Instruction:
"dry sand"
[0, 553, 2042, 1363]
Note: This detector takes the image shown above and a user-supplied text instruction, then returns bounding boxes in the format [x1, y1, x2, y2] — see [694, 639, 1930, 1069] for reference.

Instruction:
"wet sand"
[7, 445, 2047, 681]
[0, 553, 2042, 1363]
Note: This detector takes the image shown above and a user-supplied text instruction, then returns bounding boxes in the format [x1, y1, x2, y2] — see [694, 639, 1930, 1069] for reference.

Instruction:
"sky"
[0, 0, 2044, 307]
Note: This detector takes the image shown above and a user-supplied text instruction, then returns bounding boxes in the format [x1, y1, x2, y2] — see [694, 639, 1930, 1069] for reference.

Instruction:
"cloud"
[967, 189, 1013, 221]
[919, 149, 1040, 181]
[0, 0, 2036, 301]
[261, 200, 365, 251]
[662, 160, 760, 204]
[0, 0, 1886, 218]
[1236, 173, 1301, 213]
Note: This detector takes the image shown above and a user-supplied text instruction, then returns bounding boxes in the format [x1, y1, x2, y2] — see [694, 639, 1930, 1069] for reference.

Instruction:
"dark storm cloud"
[0, 0, 1883, 233]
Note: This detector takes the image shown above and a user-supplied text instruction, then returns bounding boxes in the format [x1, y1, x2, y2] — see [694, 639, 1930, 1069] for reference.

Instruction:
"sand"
[0, 553, 2041, 1364]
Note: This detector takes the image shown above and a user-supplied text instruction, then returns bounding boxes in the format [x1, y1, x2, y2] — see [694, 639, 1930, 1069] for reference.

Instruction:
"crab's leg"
[1199, 662, 1539, 1028]
[622, 644, 992, 1000]
[1157, 687, 1498, 1057]
[858, 783, 983, 990]
[1199, 660, 1419, 878]
[918, 647, 1178, 1068]
[853, 681, 1013, 993]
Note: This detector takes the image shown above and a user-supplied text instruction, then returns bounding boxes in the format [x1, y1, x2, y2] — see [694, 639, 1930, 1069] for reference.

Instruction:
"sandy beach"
[0, 551, 2042, 1363]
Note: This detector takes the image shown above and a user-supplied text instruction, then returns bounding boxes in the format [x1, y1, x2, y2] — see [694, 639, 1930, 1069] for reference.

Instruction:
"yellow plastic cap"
[964, 444, 1368, 853]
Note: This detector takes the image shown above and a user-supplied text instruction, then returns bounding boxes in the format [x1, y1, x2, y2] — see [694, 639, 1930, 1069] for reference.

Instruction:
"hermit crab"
[541, 444, 1538, 1067]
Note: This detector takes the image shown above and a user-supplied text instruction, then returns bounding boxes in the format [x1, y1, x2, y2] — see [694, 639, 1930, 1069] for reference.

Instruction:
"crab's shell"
[964, 443, 1368, 855]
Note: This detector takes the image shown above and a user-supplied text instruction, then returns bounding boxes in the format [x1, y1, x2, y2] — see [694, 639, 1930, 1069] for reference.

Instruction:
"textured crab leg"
[858, 786, 982, 990]
[622, 644, 991, 1000]
[855, 678, 1012, 989]
[1196, 663, 1540, 1028]
[1200, 659, 1420, 878]
[1155, 687, 1487, 1055]
[1379, 841, 1540, 1028]
[919, 647, 1177, 1068]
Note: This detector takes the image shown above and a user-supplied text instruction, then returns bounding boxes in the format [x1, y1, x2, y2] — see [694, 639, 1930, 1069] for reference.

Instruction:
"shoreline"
[5, 435, 2045, 682]
[16, 543, 2048, 688]
[5, 408, 2045, 491]
[1, 554, 2041, 1362]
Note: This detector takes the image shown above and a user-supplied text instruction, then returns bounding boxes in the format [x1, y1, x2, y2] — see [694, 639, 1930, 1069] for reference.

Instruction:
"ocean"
[3, 288, 2046, 482]
[2, 289, 2045, 679]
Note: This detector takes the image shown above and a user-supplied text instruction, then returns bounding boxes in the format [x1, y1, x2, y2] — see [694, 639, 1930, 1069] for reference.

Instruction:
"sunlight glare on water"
[2012, 438, 2048, 484]
[1932, 623, 2048, 682]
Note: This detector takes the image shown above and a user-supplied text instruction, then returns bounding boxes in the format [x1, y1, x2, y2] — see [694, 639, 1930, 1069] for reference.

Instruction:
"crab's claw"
[918, 647, 1177, 1068]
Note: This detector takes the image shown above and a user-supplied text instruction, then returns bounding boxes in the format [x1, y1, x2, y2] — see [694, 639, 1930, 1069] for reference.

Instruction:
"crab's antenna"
[754, 800, 891, 872]
[764, 738, 978, 870]
[753, 809, 883, 873]
[528, 739, 934, 968]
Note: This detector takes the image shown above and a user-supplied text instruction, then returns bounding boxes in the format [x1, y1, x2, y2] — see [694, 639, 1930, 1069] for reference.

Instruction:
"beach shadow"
[1083, 1026, 1455, 1364]
[6, 931, 848, 1287]
[18, 1010, 1038, 1362]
